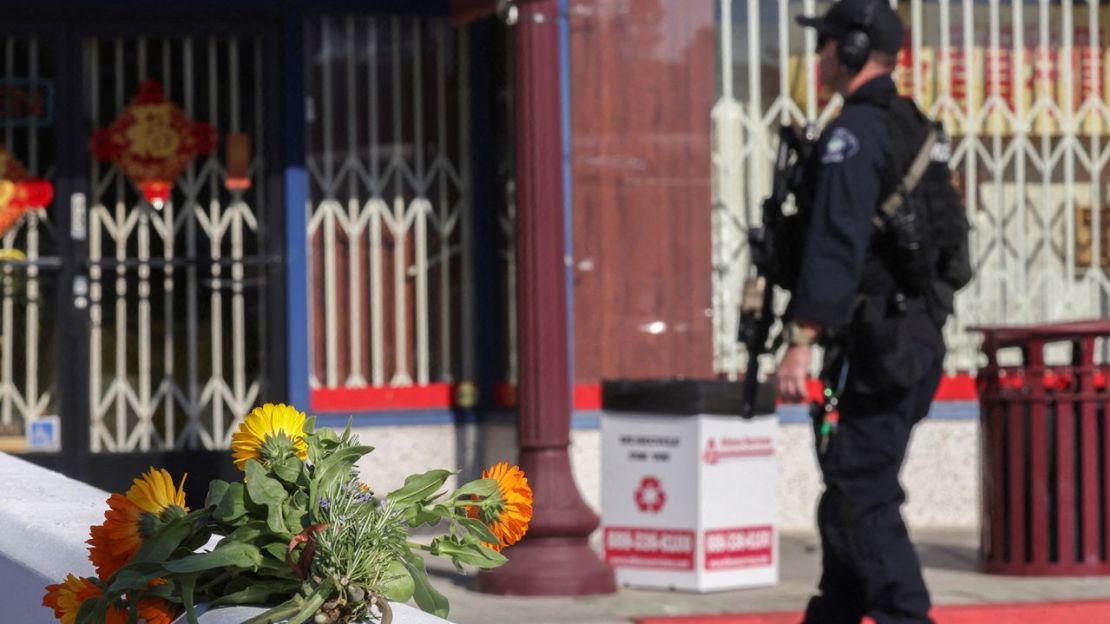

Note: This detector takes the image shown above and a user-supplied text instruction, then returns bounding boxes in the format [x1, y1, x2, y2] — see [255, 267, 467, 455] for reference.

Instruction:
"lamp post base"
[475, 536, 617, 596]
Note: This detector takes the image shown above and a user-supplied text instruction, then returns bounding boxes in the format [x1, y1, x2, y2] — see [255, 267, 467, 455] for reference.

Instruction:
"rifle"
[737, 124, 812, 419]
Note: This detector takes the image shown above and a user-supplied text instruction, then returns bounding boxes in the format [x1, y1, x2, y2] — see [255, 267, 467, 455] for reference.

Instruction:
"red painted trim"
[574, 384, 602, 410]
[789, 373, 980, 404]
[312, 374, 985, 413]
[310, 384, 453, 412]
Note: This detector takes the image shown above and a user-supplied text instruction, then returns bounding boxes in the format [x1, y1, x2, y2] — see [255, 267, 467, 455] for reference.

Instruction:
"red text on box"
[604, 526, 696, 570]
[704, 525, 774, 570]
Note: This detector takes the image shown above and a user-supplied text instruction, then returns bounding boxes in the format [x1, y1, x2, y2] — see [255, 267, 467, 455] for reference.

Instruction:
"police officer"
[778, 1, 947, 623]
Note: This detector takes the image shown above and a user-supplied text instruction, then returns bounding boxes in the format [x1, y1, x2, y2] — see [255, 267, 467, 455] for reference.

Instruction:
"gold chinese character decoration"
[0, 146, 53, 238]
[89, 79, 216, 209]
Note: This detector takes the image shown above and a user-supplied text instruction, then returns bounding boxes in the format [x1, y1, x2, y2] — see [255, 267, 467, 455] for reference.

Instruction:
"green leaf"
[430, 538, 508, 569]
[245, 460, 290, 534]
[214, 482, 248, 523]
[131, 517, 194, 564]
[261, 541, 288, 562]
[180, 573, 200, 624]
[266, 500, 286, 535]
[380, 560, 415, 602]
[105, 566, 164, 595]
[209, 580, 300, 607]
[284, 498, 308, 534]
[450, 478, 498, 501]
[456, 517, 500, 545]
[302, 416, 316, 434]
[314, 445, 372, 487]
[245, 459, 289, 507]
[310, 444, 373, 511]
[405, 503, 449, 528]
[225, 520, 268, 544]
[162, 542, 263, 574]
[400, 550, 450, 618]
[387, 469, 452, 506]
[273, 456, 304, 484]
[204, 480, 231, 509]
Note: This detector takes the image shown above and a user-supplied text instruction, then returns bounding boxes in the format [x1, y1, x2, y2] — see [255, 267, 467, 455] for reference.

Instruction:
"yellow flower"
[468, 462, 533, 552]
[42, 575, 126, 624]
[86, 468, 188, 579]
[0, 249, 25, 262]
[231, 403, 309, 471]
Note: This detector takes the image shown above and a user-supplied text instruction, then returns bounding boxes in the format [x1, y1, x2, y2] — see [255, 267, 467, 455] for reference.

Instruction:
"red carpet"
[636, 599, 1110, 624]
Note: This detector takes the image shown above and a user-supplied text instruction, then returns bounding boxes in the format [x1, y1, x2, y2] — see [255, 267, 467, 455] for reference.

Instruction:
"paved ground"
[427, 529, 1110, 624]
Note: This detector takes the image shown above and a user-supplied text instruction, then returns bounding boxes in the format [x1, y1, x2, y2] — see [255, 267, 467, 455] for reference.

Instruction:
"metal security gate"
[713, 0, 1110, 377]
[305, 16, 476, 398]
[3, 22, 284, 488]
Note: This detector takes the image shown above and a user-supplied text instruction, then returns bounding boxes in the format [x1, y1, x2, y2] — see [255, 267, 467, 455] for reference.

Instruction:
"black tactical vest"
[851, 88, 972, 325]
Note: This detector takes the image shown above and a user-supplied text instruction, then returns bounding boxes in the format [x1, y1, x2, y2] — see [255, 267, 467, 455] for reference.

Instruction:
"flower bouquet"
[42, 403, 533, 624]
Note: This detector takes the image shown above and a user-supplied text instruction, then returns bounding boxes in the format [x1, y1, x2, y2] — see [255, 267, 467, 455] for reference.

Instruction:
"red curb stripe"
[635, 599, 1110, 624]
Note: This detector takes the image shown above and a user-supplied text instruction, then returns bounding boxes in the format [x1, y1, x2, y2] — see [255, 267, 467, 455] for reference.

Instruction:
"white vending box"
[600, 380, 778, 592]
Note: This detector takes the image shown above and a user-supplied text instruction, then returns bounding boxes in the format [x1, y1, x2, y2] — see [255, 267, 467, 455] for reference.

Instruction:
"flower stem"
[284, 583, 332, 624]
[239, 598, 305, 624]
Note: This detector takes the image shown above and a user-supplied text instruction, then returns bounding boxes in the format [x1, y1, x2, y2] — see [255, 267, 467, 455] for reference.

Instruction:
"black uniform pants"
[803, 347, 944, 624]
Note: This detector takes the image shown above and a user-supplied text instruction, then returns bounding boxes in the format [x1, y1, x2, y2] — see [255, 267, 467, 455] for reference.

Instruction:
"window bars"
[714, 0, 1110, 377]
[305, 16, 475, 394]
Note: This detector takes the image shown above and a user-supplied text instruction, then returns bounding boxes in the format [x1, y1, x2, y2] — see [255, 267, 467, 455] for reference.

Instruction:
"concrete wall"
[0, 453, 108, 624]
[349, 415, 981, 533]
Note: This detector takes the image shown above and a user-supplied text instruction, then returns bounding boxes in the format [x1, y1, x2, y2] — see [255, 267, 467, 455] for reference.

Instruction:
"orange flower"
[468, 462, 533, 552]
[138, 598, 179, 624]
[42, 575, 126, 624]
[87, 468, 189, 579]
[88, 494, 143, 579]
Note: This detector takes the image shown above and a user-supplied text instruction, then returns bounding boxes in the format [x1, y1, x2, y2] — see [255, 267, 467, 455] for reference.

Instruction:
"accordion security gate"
[83, 33, 279, 453]
[305, 16, 478, 401]
[0, 23, 284, 478]
[713, 0, 1110, 378]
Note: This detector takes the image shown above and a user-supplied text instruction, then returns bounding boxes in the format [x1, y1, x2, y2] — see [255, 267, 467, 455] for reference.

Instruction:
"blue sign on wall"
[28, 416, 60, 451]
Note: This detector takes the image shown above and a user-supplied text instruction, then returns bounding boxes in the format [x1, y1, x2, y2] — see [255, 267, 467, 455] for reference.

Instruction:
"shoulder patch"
[931, 134, 952, 163]
[821, 127, 860, 164]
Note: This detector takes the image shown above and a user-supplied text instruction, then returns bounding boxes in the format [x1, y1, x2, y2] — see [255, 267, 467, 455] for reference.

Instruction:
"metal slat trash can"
[599, 379, 778, 591]
[973, 320, 1110, 575]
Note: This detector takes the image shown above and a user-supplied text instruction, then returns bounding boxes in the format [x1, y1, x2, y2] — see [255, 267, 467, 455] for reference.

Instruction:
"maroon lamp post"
[474, 0, 617, 596]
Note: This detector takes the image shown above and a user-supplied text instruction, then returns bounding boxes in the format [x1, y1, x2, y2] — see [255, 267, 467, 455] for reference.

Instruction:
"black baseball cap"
[796, 0, 905, 55]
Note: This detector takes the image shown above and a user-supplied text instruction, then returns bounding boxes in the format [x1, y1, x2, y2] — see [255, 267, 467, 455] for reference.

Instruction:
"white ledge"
[1, 453, 453, 624]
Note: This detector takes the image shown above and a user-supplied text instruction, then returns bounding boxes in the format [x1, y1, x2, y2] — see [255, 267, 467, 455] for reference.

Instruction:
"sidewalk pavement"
[428, 529, 1110, 624]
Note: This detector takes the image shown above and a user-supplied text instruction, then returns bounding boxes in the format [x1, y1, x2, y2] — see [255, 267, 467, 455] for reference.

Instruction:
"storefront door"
[1, 21, 285, 495]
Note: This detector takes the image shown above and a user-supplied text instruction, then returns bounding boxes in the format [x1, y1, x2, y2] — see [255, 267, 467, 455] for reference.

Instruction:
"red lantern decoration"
[89, 79, 216, 208]
[0, 146, 53, 238]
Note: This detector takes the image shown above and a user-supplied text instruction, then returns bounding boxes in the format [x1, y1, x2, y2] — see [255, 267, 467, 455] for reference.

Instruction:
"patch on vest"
[930, 137, 951, 163]
[821, 127, 860, 164]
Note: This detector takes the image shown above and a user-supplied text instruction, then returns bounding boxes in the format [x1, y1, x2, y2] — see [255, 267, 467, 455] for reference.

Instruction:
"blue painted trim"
[468, 21, 499, 411]
[315, 409, 478, 429]
[558, 0, 576, 395]
[572, 410, 602, 430]
[777, 401, 980, 425]
[284, 16, 310, 411]
[310, 401, 982, 431]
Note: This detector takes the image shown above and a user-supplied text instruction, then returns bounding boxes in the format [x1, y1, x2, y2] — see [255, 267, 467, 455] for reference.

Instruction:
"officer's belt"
[871, 127, 938, 230]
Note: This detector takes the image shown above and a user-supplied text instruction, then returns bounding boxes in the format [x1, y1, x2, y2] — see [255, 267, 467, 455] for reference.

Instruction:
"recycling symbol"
[634, 476, 666, 513]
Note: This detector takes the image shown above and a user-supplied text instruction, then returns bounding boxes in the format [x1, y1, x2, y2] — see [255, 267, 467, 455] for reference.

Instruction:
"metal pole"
[475, 0, 616, 596]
